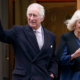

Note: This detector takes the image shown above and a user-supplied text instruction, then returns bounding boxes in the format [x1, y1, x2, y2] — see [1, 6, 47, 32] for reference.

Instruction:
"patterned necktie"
[34, 31, 43, 50]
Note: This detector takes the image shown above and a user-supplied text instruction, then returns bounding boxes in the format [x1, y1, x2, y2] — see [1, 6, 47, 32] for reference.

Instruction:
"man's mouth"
[30, 22, 36, 24]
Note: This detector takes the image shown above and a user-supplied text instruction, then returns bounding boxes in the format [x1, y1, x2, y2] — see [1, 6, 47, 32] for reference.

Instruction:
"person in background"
[56, 10, 80, 80]
[0, 3, 58, 80]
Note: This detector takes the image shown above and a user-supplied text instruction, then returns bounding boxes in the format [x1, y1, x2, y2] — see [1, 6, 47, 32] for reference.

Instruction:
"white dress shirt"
[33, 25, 44, 50]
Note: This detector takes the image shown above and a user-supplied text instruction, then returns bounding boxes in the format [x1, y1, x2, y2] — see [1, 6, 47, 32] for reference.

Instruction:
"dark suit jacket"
[56, 31, 80, 72]
[0, 20, 58, 80]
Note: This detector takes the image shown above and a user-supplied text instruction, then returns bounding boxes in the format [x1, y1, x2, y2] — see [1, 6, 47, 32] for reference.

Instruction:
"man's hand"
[50, 73, 54, 78]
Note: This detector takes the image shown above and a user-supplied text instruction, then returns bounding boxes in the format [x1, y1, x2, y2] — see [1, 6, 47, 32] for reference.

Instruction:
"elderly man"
[0, 3, 58, 80]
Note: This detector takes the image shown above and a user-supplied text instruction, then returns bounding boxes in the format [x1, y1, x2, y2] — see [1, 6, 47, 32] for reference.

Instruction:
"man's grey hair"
[26, 3, 45, 18]
[64, 10, 80, 31]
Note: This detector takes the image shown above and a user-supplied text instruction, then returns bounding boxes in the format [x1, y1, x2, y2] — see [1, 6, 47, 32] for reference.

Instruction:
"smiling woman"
[56, 10, 80, 80]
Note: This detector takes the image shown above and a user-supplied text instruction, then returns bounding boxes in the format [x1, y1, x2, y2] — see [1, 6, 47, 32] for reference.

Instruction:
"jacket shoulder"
[45, 28, 56, 37]
[61, 31, 74, 40]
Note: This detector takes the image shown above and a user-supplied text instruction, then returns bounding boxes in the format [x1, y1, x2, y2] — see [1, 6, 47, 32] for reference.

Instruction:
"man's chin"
[30, 25, 36, 29]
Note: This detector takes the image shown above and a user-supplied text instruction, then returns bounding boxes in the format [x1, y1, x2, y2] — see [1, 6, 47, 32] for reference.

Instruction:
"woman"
[56, 10, 80, 80]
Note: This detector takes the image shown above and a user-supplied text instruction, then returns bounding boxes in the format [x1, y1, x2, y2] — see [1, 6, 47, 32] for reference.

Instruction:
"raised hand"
[71, 48, 80, 60]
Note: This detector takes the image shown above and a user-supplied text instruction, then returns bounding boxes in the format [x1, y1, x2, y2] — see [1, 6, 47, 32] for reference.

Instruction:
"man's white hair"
[26, 3, 45, 18]
[64, 10, 80, 31]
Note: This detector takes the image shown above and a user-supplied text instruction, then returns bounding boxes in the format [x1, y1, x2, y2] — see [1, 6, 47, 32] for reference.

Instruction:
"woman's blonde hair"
[64, 10, 80, 31]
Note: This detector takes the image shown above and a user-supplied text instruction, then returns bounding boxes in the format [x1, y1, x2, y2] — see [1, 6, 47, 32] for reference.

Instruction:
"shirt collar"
[33, 25, 42, 33]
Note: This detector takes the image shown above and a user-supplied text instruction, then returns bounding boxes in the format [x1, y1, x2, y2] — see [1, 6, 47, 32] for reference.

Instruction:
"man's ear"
[41, 15, 45, 22]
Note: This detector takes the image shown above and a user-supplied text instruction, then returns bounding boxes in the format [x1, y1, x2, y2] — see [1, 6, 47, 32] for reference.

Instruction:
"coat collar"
[23, 24, 50, 61]
[56, 31, 79, 59]
[32, 27, 50, 62]
[68, 31, 79, 52]
[24, 24, 40, 54]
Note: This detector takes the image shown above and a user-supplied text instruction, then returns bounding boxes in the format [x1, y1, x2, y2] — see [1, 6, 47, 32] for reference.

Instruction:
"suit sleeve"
[60, 45, 74, 66]
[0, 20, 17, 44]
[48, 35, 58, 79]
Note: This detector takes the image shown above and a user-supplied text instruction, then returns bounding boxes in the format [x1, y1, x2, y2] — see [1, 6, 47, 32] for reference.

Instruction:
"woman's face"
[75, 19, 80, 32]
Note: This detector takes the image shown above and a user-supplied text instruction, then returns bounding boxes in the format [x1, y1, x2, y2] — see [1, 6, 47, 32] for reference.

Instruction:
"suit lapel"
[23, 25, 40, 54]
[41, 27, 50, 51]
[32, 27, 50, 62]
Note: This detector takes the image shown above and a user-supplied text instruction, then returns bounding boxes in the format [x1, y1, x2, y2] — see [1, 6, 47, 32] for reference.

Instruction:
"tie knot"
[34, 30, 39, 34]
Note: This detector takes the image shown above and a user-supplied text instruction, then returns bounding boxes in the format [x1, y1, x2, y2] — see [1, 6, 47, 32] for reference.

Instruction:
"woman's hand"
[71, 48, 80, 60]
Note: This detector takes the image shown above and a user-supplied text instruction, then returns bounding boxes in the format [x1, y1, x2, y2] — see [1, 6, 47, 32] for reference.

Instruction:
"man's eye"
[29, 14, 32, 16]
[33, 15, 37, 17]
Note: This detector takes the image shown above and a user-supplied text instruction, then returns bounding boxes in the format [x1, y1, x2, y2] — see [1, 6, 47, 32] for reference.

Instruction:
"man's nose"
[30, 16, 34, 20]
